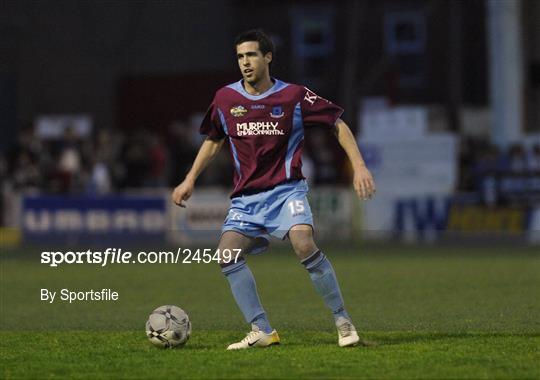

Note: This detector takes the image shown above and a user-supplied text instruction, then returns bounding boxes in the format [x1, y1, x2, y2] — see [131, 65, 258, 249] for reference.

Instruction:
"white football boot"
[336, 317, 361, 347]
[226, 324, 280, 350]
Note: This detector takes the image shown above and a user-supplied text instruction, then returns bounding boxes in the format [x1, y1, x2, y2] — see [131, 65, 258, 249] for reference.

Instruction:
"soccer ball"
[145, 305, 191, 348]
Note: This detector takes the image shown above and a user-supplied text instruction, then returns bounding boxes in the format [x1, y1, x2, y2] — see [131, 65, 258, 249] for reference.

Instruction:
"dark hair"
[234, 29, 274, 56]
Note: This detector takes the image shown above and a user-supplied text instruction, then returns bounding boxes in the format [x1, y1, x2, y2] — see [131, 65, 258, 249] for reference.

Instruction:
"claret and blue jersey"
[200, 78, 344, 198]
[200, 71, 359, 346]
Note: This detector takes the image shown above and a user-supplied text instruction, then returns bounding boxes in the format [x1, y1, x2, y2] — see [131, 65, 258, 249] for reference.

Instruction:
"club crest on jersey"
[230, 105, 248, 117]
[270, 106, 284, 118]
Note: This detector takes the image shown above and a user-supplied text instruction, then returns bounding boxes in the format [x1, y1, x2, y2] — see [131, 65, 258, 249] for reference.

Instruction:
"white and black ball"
[145, 305, 191, 348]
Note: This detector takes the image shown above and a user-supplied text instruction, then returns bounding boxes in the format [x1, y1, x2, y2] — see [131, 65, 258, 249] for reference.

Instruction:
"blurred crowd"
[3, 124, 539, 195]
[459, 137, 540, 192]
[1, 122, 348, 194]
[2, 124, 196, 194]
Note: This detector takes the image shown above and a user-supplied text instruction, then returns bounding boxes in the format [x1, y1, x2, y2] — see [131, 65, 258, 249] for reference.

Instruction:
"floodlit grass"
[1, 244, 539, 379]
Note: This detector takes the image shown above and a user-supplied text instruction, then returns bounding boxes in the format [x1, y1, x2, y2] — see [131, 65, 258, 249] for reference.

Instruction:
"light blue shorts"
[222, 180, 314, 254]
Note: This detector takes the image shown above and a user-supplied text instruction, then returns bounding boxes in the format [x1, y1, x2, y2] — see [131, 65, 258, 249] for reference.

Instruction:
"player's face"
[236, 41, 272, 84]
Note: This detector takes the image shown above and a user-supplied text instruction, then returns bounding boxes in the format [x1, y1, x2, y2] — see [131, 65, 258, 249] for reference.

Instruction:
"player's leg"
[218, 231, 280, 349]
[288, 224, 350, 321]
[218, 231, 271, 332]
[288, 224, 361, 347]
[266, 181, 350, 322]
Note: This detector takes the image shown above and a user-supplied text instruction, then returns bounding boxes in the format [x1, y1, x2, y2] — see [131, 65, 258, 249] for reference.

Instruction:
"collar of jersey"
[226, 78, 289, 100]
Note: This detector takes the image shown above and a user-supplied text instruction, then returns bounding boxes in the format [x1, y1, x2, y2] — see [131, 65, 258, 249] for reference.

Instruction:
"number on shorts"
[288, 200, 305, 214]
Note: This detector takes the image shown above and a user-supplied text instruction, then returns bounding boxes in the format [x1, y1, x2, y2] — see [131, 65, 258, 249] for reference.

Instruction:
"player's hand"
[353, 165, 376, 201]
[172, 179, 195, 208]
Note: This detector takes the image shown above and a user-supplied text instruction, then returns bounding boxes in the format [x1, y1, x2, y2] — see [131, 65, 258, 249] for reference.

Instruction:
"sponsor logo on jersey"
[270, 106, 284, 118]
[250, 104, 265, 109]
[303, 88, 318, 105]
[230, 105, 248, 117]
[236, 122, 284, 136]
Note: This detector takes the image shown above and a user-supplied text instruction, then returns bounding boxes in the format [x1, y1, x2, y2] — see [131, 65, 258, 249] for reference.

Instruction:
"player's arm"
[334, 118, 376, 200]
[172, 137, 225, 207]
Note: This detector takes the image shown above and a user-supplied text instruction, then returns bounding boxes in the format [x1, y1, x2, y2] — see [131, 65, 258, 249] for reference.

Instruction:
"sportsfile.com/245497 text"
[40, 248, 242, 267]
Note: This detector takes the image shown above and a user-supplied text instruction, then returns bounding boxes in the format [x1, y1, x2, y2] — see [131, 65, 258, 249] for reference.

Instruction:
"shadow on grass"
[195, 331, 540, 349]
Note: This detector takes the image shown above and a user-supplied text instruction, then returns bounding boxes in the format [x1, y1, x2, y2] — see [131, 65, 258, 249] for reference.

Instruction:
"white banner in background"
[358, 134, 458, 235]
[169, 189, 228, 245]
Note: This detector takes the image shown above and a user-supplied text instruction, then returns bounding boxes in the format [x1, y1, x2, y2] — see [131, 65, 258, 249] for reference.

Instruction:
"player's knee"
[216, 242, 244, 265]
[217, 231, 250, 266]
[289, 226, 317, 259]
[290, 236, 317, 259]
[217, 249, 244, 267]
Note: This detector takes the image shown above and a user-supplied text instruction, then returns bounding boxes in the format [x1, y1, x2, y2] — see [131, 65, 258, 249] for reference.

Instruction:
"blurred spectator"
[7, 127, 49, 189]
[98, 129, 125, 188]
[529, 144, 540, 171]
[85, 155, 111, 194]
[307, 128, 338, 184]
[8, 127, 43, 164]
[507, 143, 528, 172]
[188, 113, 206, 147]
[120, 130, 149, 188]
[458, 137, 475, 191]
[56, 126, 82, 192]
[12, 151, 41, 190]
[197, 147, 232, 187]
[468, 142, 500, 192]
[0, 154, 6, 184]
[167, 121, 199, 186]
[146, 134, 168, 187]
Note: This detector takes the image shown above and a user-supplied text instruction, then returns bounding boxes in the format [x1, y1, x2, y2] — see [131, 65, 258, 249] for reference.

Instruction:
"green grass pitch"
[1, 244, 539, 379]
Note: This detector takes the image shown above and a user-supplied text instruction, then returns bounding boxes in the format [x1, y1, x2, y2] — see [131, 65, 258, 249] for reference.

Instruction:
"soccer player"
[172, 30, 376, 350]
